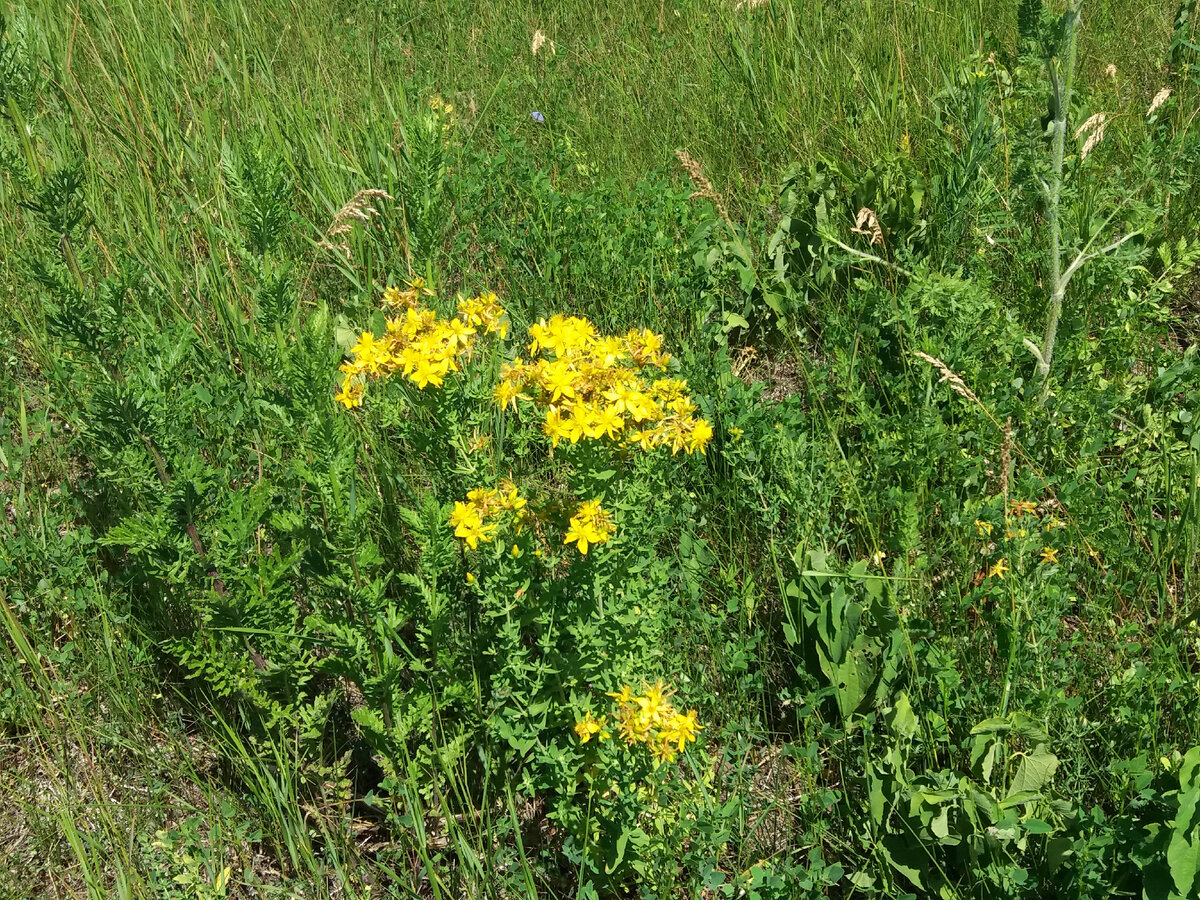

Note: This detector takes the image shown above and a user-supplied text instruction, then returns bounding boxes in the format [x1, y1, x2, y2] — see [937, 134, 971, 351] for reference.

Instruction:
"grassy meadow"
[3, 0, 1200, 897]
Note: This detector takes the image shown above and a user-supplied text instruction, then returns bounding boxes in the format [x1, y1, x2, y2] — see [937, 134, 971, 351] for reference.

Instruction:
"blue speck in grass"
[530, 111, 546, 125]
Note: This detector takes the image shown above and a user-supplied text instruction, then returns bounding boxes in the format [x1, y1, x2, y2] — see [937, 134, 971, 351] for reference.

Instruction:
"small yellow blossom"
[1010, 500, 1038, 517]
[334, 377, 364, 409]
[1039, 546, 1059, 565]
[988, 558, 1010, 579]
[496, 315, 708, 455]
[974, 519, 993, 538]
[688, 418, 714, 454]
[564, 499, 616, 555]
[574, 711, 609, 744]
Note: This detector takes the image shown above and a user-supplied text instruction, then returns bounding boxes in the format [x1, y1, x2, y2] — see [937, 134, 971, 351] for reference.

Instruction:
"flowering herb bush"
[333, 278, 714, 881]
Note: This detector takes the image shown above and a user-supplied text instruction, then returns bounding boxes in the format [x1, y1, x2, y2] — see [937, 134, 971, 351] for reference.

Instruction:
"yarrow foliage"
[495, 314, 714, 454]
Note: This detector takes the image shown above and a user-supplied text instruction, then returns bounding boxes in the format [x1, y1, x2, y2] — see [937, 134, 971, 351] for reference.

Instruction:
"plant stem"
[1035, 2, 1082, 404]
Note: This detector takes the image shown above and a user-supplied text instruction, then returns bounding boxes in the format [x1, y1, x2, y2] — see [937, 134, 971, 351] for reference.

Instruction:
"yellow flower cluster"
[977, 498, 1068, 579]
[564, 499, 616, 555]
[336, 280, 508, 407]
[494, 314, 713, 455]
[449, 483, 527, 550]
[593, 681, 703, 763]
[573, 710, 609, 744]
[428, 94, 456, 134]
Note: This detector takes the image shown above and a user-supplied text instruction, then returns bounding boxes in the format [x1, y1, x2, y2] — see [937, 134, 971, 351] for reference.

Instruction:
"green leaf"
[723, 311, 750, 331]
[606, 828, 631, 874]
[1024, 818, 1054, 835]
[868, 767, 885, 827]
[887, 692, 918, 739]
[1007, 746, 1059, 798]
[880, 833, 926, 891]
[1168, 748, 1200, 896]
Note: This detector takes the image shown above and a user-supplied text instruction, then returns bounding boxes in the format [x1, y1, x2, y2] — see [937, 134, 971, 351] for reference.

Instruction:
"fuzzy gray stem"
[1035, 2, 1082, 404]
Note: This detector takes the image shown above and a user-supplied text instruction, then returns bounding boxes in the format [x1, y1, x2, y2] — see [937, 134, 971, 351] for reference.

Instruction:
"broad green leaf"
[1007, 746, 1059, 798]
[880, 834, 926, 891]
[1168, 749, 1200, 897]
[888, 692, 918, 739]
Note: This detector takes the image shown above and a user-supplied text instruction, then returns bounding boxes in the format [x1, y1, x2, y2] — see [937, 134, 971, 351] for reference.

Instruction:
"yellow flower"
[636, 680, 671, 718]
[382, 285, 404, 308]
[574, 711, 609, 744]
[497, 483, 526, 512]
[606, 685, 635, 704]
[456, 518, 496, 550]
[565, 404, 597, 443]
[988, 558, 1009, 579]
[728, 426, 744, 439]
[1039, 546, 1059, 565]
[625, 428, 657, 452]
[687, 418, 714, 454]
[337, 285, 508, 410]
[543, 407, 569, 447]
[593, 405, 625, 440]
[494, 378, 522, 410]
[974, 519, 993, 538]
[540, 361, 578, 403]
[334, 376, 364, 409]
[661, 419, 689, 455]
[564, 521, 603, 555]
[444, 317, 476, 350]
[1010, 500, 1038, 517]
[349, 331, 388, 375]
[409, 357, 445, 389]
[564, 500, 616, 555]
[450, 485, 527, 551]
[601, 679, 702, 762]
[659, 708, 703, 753]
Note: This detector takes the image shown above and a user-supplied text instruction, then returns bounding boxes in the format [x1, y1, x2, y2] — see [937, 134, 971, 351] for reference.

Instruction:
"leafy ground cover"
[3, 0, 1200, 897]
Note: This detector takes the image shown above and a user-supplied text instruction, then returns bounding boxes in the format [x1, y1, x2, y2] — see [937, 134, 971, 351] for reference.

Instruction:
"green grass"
[3, 0, 1200, 897]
